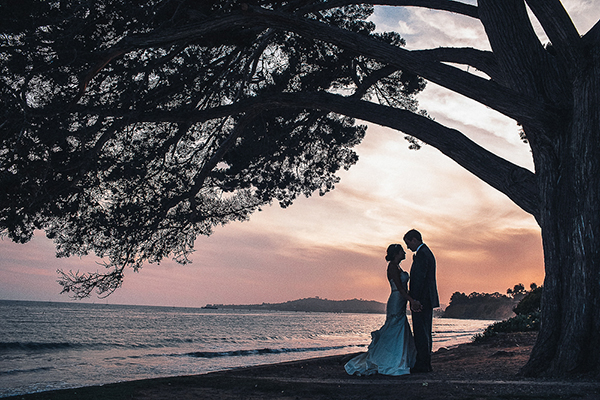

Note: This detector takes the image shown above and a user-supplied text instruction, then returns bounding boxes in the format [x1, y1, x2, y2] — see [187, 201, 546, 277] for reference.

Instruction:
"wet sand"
[9, 332, 600, 400]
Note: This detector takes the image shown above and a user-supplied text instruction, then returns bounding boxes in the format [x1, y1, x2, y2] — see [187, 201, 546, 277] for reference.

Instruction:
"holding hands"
[410, 299, 423, 313]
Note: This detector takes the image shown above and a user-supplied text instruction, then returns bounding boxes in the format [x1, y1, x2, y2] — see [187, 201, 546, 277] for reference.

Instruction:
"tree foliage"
[449, 290, 511, 306]
[507, 283, 526, 296]
[0, 0, 423, 297]
[513, 286, 542, 316]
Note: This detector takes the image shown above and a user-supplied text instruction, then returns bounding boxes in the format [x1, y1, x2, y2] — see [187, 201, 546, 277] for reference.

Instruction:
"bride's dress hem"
[344, 273, 416, 377]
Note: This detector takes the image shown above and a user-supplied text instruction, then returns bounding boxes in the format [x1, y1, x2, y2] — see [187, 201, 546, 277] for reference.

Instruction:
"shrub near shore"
[443, 291, 519, 320]
[474, 285, 542, 341]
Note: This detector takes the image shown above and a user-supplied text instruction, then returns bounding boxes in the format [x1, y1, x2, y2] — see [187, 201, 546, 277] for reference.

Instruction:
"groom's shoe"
[410, 367, 430, 373]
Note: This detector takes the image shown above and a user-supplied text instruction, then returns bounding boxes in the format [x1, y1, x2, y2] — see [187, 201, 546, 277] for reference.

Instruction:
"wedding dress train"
[344, 271, 416, 376]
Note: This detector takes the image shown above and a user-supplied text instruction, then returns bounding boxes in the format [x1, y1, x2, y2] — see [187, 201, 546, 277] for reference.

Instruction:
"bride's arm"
[388, 264, 421, 311]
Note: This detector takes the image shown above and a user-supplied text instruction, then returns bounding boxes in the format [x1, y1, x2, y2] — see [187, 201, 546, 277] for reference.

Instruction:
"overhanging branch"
[129, 92, 540, 219]
[525, 0, 582, 66]
[352, 65, 399, 98]
[243, 6, 554, 130]
[411, 47, 504, 83]
[78, 7, 551, 129]
[294, 93, 540, 220]
[477, 0, 568, 107]
[164, 112, 260, 211]
[295, 0, 478, 19]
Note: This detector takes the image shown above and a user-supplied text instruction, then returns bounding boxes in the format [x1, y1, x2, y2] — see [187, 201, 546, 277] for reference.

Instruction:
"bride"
[345, 244, 419, 376]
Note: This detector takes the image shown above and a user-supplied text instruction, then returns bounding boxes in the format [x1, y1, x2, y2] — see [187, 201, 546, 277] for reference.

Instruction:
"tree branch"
[57, 266, 124, 299]
[77, 6, 551, 129]
[477, 0, 568, 107]
[525, 0, 582, 66]
[352, 65, 399, 98]
[295, 0, 478, 19]
[72, 13, 264, 103]
[164, 112, 260, 211]
[582, 19, 600, 48]
[73, 49, 127, 105]
[302, 92, 540, 220]
[243, 6, 554, 130]
[129, 92, 540, 219]
[411, 47, 504, 83]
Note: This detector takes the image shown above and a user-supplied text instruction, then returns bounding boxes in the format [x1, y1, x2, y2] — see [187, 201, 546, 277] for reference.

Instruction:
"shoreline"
[8, 332, 600, 400]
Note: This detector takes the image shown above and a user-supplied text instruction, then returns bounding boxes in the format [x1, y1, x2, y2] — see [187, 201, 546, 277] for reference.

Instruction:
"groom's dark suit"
[409, 243, 439, 372]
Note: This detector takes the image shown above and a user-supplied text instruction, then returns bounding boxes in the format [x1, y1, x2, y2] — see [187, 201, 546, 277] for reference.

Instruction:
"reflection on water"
[0, 300, 496, 397]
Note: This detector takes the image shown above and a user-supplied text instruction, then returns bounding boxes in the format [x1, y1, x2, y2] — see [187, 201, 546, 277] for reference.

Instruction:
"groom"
[404, 229, 439, 373]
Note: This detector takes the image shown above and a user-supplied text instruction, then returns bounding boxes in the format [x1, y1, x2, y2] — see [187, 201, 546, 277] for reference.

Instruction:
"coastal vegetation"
[442, 291, 518, 321]
[475, 284, 542, 341]
[443, 283, 540, 320]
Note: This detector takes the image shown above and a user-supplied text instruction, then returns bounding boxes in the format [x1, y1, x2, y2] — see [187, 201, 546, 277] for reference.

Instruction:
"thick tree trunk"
[522, 35, 600, 377]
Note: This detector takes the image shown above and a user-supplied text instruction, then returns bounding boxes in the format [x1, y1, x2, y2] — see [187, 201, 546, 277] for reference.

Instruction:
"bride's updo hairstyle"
[385, 244, 404, 261]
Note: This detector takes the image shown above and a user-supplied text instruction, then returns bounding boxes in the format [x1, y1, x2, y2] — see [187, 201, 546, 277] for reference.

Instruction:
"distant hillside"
[210, 297, 386, 314]
[443, 291, 521, 320]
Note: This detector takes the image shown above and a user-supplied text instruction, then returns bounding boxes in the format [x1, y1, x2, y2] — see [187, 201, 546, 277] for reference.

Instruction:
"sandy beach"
[8, 332, 600, 400]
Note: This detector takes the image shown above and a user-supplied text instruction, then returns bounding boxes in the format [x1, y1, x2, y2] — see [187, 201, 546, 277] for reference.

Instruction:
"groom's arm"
[411, 249, 435, 304]
[410, 253, 427, 301]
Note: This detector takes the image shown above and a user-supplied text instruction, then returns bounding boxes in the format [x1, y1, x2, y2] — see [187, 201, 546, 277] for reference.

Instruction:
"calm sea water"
[0, 300, 495, 397]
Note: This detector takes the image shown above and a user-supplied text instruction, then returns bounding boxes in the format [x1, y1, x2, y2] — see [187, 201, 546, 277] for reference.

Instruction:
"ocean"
[0, 300, 496, 397]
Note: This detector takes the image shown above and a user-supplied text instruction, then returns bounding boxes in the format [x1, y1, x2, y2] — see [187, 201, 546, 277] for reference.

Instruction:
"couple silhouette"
[345, 229, 439, 376]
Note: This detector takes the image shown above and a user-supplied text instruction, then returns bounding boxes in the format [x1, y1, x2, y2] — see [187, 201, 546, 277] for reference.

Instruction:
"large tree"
[1, 0, 599, 377]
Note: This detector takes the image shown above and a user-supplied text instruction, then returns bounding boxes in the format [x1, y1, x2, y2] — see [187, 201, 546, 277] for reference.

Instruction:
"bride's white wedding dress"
[345, 271, 416, 376]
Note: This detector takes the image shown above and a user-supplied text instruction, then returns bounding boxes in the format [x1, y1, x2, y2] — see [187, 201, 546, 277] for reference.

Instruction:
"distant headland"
[203, 297, 386, 314]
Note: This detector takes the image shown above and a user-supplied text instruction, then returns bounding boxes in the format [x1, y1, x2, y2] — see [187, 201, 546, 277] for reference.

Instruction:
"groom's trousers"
[411, 307, 433, 371]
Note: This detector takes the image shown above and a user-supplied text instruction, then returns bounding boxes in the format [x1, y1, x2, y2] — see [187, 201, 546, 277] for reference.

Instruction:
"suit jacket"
[409, 244, 440, 309]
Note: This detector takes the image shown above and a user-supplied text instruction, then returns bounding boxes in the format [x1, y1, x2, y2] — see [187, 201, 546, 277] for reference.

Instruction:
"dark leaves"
[1, 0, 423, 297]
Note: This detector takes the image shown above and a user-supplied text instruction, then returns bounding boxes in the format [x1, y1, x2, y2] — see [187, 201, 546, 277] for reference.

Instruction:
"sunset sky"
[1, 1, 598, 308]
